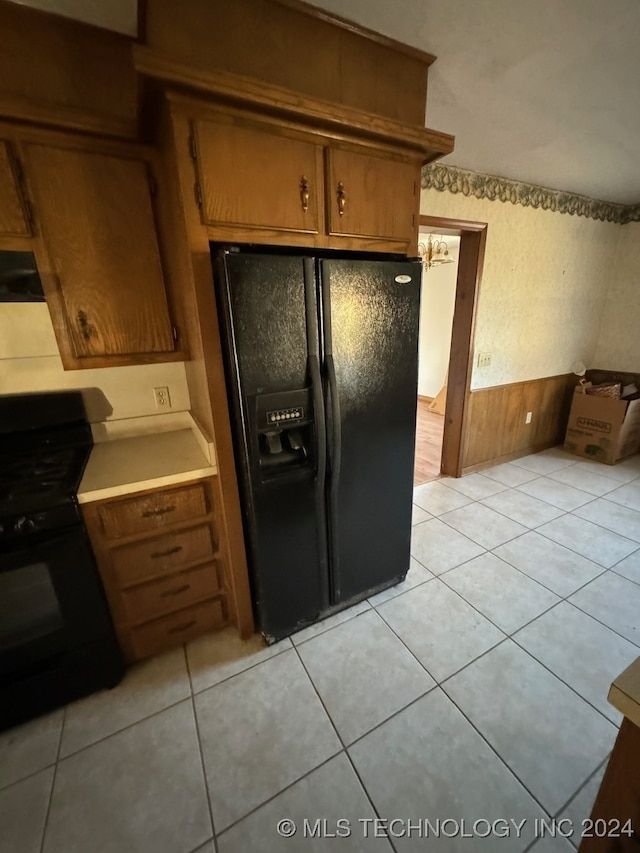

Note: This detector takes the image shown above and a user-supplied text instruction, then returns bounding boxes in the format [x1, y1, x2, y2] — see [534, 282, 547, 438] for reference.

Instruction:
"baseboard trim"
[460, 441, 563, 475]
[418, 394, 435, 403]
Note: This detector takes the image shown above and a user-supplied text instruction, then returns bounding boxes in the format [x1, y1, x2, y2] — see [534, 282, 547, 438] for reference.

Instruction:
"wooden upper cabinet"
[326, 147, 419, 245]
[0, 139, 31, 238]
[193, 116, 323, 237]
[23, 144, 175, 359]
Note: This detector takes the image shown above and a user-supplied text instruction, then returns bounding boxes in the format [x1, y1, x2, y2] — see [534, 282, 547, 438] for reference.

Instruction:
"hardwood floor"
[414, 397, 444, 485]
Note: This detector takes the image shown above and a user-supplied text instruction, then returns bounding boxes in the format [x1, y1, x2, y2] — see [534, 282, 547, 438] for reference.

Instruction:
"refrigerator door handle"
[304, 258, 330, 610]
[309, 355, 326, 486]
[303, 258, 326, 490]
[320, 260, 342, 602]
[325, 353, 342, 489]
[326, 354, 342, 598]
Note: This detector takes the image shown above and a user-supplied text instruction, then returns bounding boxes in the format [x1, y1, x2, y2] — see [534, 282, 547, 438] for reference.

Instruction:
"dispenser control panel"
[267, 407, 304, 425]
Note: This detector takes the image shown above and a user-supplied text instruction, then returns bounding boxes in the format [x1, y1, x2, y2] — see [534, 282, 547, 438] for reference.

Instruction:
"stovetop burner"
[0, 391, 94, 542]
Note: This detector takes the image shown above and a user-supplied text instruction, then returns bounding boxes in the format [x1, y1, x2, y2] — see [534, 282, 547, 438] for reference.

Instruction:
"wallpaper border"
[422, 163, 640, 225]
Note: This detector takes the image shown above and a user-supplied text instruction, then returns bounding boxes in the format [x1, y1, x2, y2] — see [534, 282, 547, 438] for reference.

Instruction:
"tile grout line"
[290, 639, 402, 853]
[437, 680, 555, 823]
[213, 751, 342, 841]
[183, 643, 221, 853]
[38, 706, 66, 853]
[564, 597, 640, 650]
[290, 606, 372, 649]
[552, 753, 611, 821]
[525, 523, 636, 572]
[609, 564, 640, 588]
[483, 538, 609, 601]
[190, 638, 293, 692]
[34, 692, 193, 767]
[198, 645, 350, 842]
[508, 634, 622, 729]
[370, 568, 620, 763]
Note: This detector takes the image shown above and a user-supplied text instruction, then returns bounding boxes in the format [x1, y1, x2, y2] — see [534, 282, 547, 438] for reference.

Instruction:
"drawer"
[98, 482, 211, 539]
[112, 523, 217, 587]
[128, 598, 228, 660]
[118, 561, 224, 624]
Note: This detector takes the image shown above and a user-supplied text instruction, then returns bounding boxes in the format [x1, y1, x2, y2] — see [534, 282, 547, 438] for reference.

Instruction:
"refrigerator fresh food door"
[319, 258, 421, 603]
[214, 250, 329, 641]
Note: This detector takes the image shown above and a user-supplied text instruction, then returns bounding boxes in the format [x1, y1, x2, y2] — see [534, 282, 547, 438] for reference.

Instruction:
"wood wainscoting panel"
[462, 374, 576, 472]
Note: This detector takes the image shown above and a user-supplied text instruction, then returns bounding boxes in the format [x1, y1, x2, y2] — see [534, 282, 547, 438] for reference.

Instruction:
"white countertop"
[609, 656, 640, 729]
[78, 429, 217, 503]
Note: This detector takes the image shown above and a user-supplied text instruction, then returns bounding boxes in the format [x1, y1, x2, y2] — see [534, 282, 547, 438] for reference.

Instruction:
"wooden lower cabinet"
[579, 717, 640, 852]
[82, 476, 231, 663]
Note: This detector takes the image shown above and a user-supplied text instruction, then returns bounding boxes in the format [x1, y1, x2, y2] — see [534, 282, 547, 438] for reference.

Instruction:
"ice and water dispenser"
[253, 388, 314, 477]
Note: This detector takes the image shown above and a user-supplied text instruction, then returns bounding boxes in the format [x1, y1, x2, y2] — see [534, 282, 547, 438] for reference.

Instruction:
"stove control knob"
[14, 516, 36, 535]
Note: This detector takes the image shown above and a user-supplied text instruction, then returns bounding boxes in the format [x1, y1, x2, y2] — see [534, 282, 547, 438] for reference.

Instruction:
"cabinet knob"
[337, 181, 346, 216]
[300, 176, 310, 213]
[76, 310, 95, 342]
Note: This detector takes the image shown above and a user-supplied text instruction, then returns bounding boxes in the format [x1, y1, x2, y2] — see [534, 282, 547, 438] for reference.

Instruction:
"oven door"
[0, 527, 114, 677]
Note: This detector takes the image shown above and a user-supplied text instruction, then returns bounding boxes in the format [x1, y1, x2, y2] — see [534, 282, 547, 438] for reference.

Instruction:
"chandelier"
[417, 235, 455, 270]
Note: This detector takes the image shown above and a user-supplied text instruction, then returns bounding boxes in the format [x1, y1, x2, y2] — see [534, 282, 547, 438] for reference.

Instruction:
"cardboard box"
[564, 386, 640, 464]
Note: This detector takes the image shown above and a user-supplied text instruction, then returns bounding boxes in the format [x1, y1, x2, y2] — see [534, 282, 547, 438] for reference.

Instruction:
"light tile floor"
[2, 448, 640, 853]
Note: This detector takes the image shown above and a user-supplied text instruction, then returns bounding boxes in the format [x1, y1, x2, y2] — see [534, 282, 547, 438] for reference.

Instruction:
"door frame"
[418, 215, 487, 477]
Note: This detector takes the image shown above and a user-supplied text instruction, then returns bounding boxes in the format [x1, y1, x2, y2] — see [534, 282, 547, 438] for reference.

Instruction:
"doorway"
[414, 215, 488, 481]
[414, 231, 460, 485]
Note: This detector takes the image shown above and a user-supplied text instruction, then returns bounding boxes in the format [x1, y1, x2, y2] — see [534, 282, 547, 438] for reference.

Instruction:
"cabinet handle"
[160, 584, 190, 598]
[76, 310, 94, 342]
[168, 619, 197, 634]
[337, 181, 346, 216]
[150, 545, 183, 559]
[300, 175, 310, 212]
[142, 505, 176, 518]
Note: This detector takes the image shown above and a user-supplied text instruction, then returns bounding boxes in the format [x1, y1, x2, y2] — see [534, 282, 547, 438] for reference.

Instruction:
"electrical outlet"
[477, 352, 493, 368]
[525, 411, 533, 424]
[153, 386, 172, 410]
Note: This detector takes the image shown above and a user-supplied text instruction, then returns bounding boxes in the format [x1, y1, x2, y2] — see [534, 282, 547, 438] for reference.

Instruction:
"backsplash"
[0, 304, 191, 422]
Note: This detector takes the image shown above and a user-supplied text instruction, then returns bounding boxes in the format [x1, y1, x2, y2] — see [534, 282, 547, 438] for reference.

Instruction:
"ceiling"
[11, 0, 640, 205]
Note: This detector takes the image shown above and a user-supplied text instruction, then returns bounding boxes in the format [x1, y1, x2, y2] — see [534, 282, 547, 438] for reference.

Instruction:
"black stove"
[0, 391, 124, 731]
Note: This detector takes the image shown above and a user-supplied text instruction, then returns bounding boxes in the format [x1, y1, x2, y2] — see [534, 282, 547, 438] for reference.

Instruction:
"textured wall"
[0, 303, 190, 423]
[420, 188, 620, 389]
[593, 222, 640, 371]
[417, 238, 458, 398]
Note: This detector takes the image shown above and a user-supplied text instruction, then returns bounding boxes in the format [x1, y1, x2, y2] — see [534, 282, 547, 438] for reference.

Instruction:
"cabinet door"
[194, 116, 323, 236]
[0, 140, 31, 238]
[326, 147, 419, 244]
[24, 145, 174, 358]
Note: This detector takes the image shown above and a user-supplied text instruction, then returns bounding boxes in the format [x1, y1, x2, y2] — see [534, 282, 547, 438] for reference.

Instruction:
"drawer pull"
[142, 505, 176, 518]
[160, 584, 190, 598]
[150, 545, 183, 559]
[168, 619, 197, 634]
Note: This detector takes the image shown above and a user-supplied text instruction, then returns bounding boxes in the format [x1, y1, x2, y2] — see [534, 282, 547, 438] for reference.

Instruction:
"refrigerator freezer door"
[214, 251, 329, 641]
[320, 258, 421, 602]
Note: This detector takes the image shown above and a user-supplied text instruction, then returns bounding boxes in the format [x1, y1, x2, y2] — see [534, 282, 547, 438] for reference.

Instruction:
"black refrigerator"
[213, 247, 421, 641]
